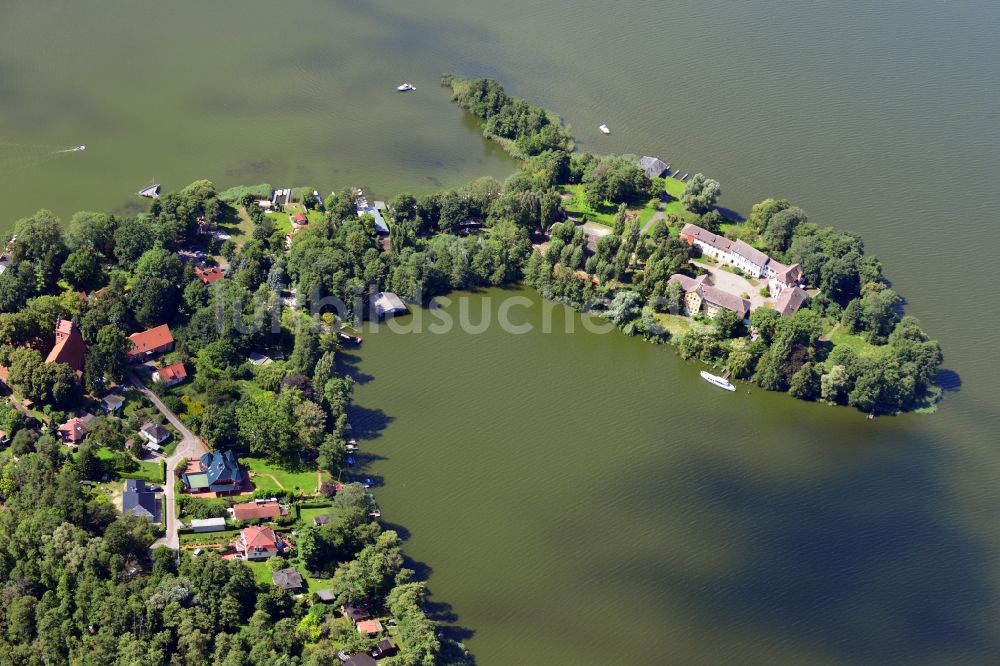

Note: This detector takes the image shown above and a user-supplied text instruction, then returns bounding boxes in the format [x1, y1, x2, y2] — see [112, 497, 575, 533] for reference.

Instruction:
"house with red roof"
[57, 417, 88, 447]
[152, 363, 187, 386]
[229, 498, 288, 522]
[235, 526, 284, 560]
[193, 265, 225, 285]
[45, 318, 86, 376]
[127, 325, 174, 362]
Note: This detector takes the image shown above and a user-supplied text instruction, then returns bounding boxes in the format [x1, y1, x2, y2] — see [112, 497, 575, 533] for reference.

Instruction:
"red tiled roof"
[156, 363, 187, 383]
[58, 418, 88, 444]
[128, 325, 174, 359]
[231, 501, 284, 521]
[0, 365, 8, 383]
[241, 526, 280, 552]
[293, 212, 308, 223]
[45, 318, 86, 373]
[194, 266, 225, 285]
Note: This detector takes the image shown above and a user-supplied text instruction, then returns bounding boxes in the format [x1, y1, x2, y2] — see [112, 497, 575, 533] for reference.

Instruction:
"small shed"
[100, 394, 126, 413]
[190, 517, 227, 533]
[315, 589, 336, 604]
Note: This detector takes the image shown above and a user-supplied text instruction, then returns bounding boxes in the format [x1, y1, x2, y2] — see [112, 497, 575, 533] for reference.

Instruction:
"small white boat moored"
[599, 124, 611, 134]
[397, 83, 415, 91]
[700, 370, 736, 392]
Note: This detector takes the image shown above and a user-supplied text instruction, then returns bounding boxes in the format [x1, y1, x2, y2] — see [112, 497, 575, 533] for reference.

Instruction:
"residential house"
[371, 638, 398, 659]
[668, 274, 751, 320]
[189, 517, 227, 532]
[768, 262, 805, 296]
[122, 479, 161, 523]
[45, 318, 86, 377]
[344, 655, 377, 666]
[236, 525, 283, 560]
[272, 567, 304, 592]
[229, 498, 287, 522]
[140, 423, 171, 446]
[773, 286, 810, 317]
[152, 363, 187, 386]
[127, 325, 174, 362]
[0, 365, 9, 392]
[357, 206, 390, 235]
[341, 603, 371, 624]
[373, 292, 407, 318]
[99, 393, 126, 413]
[357, 619, 383, 636]
[247, 352, 273, 366]
[183, 450, 244, 493]
[193, 265, 225, 285]
[58, 417, 88, 447]
[680, 223, 805, 293]
[637, 156, 669, 179]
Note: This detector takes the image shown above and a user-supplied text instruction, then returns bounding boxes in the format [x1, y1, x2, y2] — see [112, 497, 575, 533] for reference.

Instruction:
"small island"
[0, 76, 943, 664]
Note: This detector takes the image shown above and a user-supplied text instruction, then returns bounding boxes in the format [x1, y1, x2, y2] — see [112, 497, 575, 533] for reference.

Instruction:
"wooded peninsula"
[0, 76, 942, 665]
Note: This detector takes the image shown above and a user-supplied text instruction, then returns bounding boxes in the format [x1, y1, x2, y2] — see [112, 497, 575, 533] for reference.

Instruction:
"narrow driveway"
[130, 373, 208, 550]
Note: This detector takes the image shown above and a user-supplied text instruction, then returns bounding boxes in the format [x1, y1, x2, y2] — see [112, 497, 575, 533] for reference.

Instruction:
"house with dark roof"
[637, 156, 669, 179]
[127, 325, 174, 362]
[122, 479, 161, 523]
[314, 589, 336, 603]
[46, 318, 86, 376]
[341, 603, 371, 623]
[152, 363, 187, 386]
[140, 423, 171, 446]
[668, 274, 751, 320]
[371, 638, 398, 659]
[235, 525, 283, 560]
[184, 450, 243, 493]
[272, 567, 304, 592]
[344, 655, 377, 666]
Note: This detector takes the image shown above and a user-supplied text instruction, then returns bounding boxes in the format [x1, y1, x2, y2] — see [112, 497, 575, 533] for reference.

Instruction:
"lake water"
[3, 0, 1000, 663]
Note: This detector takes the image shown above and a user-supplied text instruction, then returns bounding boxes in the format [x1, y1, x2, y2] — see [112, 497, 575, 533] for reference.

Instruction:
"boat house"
[373, 292, 407, 318]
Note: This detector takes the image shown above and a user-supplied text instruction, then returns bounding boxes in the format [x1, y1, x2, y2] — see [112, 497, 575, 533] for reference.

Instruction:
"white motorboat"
[397, 83, 415, 91]
[599, 124, 611, 134]
[700, 370, 736, 392]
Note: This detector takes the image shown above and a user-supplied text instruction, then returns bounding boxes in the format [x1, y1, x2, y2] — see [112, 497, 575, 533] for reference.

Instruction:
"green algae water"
[3, 0, 1000, 663]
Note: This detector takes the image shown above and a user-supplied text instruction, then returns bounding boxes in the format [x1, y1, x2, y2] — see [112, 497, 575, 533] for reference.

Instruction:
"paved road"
[130, 374, 207, 550]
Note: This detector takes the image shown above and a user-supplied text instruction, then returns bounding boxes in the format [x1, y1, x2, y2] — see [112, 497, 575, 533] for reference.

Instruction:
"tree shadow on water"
[348, 405, 392, 441]
[936, 369, 962, 393]
[337, 350, 374, 385]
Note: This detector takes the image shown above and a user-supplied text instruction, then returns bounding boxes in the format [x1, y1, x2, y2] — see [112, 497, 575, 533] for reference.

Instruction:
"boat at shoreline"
[137, 183, 161, 199]
[397, 83, 415, 91]
[700, 370, 736, 392]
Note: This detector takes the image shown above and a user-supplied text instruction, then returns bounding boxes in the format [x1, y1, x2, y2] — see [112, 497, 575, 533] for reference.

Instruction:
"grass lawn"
[824, 325, 888, 363]
[245, 457, 319, 495]
[243, 558, 332, 594]
[179, 528, 242, 548]
[560, 184, 661, 227]
[654, 313, 711, 338]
